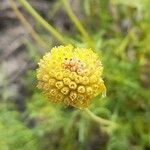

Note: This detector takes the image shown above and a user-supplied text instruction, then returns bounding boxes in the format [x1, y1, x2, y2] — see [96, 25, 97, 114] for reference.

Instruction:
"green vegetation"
[1, 0, 150, 149]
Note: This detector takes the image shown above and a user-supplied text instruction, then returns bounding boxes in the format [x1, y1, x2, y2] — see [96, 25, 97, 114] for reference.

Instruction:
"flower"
[37, 45, 106, 108]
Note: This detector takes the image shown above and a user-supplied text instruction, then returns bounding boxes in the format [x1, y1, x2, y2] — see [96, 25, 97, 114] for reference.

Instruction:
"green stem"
[61, 0, 94, 48]
[8, 0, 48, 49]
[85, 108, 117, 127]
[18, 0, 67, 44]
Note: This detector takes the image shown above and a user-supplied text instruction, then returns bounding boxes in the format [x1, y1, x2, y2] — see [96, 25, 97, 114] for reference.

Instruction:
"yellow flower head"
[37, 45, 106, 108]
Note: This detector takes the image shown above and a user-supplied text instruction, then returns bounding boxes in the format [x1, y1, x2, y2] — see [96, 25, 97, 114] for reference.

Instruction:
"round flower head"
[37, 45, 106, 109]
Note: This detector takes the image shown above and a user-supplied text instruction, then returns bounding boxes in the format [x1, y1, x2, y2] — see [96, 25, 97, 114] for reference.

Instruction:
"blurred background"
[0, 0, 149, 149]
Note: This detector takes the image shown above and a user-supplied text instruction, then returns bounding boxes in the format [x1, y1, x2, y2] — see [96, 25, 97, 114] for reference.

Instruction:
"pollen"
[37, 45, 106, 108]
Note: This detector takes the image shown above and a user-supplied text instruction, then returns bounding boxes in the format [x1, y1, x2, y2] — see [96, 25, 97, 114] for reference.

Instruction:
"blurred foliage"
[0, 103, 37, 150]
[1, 0, 150, 149]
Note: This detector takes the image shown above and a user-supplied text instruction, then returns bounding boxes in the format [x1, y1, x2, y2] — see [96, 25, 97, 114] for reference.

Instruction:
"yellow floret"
[55, 81, 64, 89]
[77, 85, 86, 94]
[63, 77, 71, 85]
[37, 45, 106, 109]
[69, 81, 77, 90]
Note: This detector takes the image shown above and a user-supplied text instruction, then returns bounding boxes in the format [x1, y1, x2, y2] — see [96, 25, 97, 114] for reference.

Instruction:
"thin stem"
[85, 108, 117, 127]
[61, 0, 94, 48]
[18, 0, 67, 44]
[8, 0, 48, 48]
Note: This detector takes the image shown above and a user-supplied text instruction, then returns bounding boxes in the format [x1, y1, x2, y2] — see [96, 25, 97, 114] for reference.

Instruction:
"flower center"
[64, 57, 86, 73]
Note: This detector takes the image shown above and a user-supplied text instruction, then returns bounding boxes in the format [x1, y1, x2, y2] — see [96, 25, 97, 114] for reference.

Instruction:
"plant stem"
[8, 0, 48, 49]
[85, 108, 117, 127]
[60, 0, 94, 48]
[18, 0, 67, 44]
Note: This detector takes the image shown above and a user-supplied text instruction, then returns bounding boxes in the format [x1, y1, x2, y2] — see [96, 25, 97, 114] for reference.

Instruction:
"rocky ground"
[0, 0, 51, 107]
